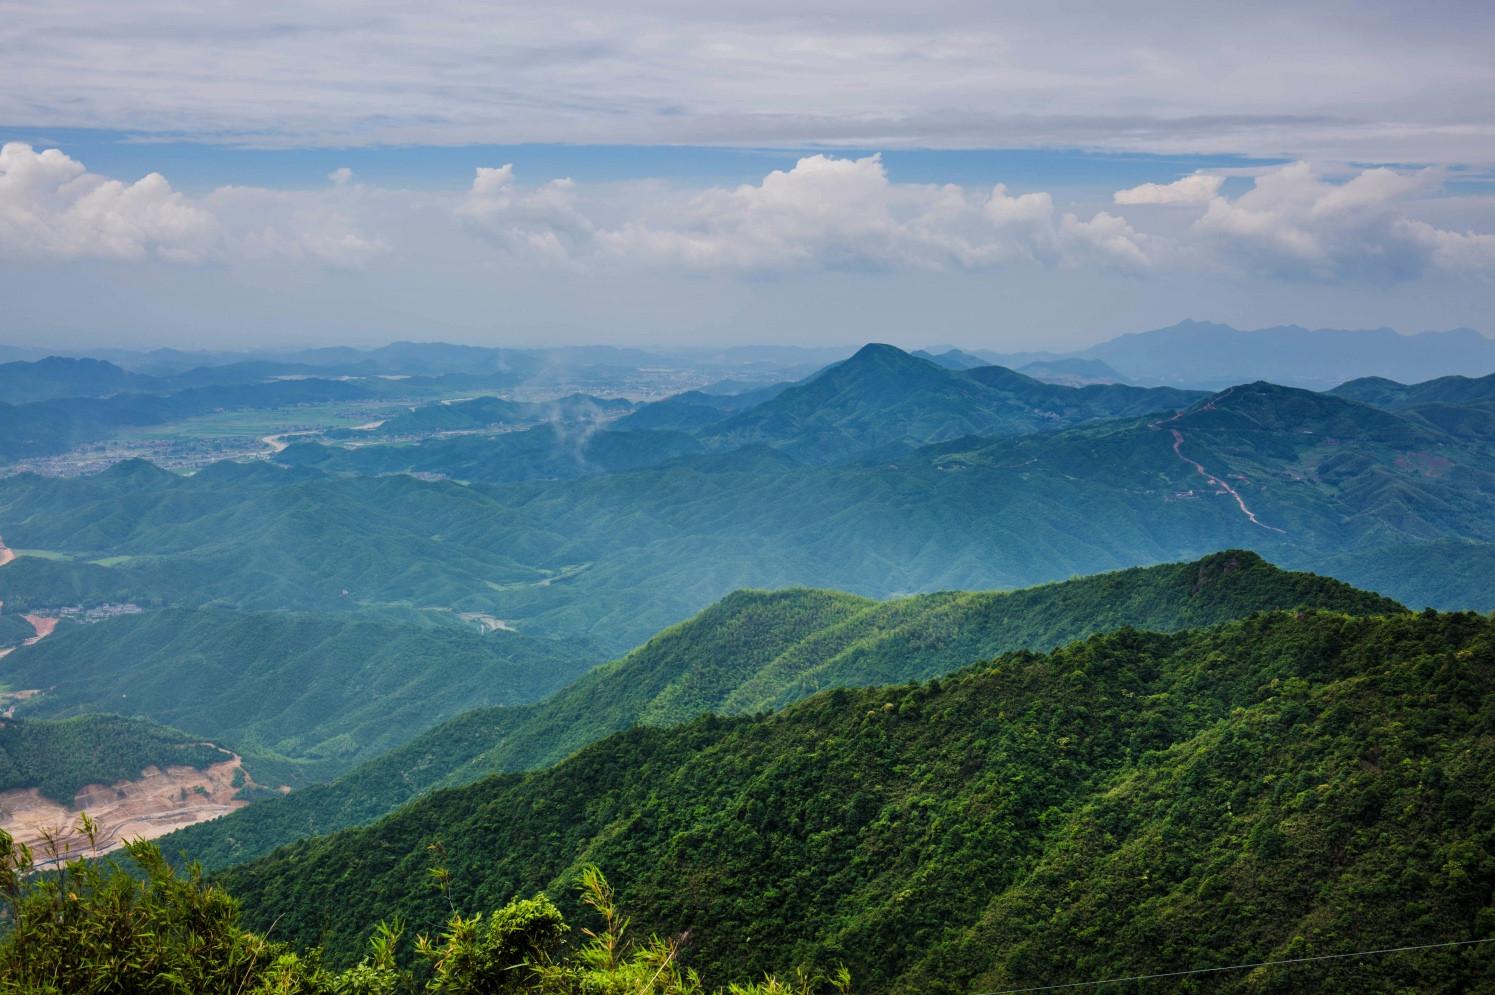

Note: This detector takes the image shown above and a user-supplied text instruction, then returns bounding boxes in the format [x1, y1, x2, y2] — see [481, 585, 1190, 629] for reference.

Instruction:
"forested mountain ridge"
[0, 356, 157, 403]
[1072, 319, 1495, 388]
[5, 366, 1493, 658]
[698, 343, 1202, 463]
[925, 379, 1495, 551]
[0, 379, 378, 460]
[1331, 371, 1495, 409]
[162, 551, 1402, 870]
[218, 608, 1494, 993]
[0, 714, 225, 804]
[334, 392, 634, 438]
[279, 422, 706, 484]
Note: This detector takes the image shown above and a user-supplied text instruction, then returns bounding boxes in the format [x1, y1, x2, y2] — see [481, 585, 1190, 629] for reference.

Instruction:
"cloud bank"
[0, 143, 385, 266]
[460, 154, 1490, 282]
[4, 142, 1493, 288]
[463, 155, 1150, 273]
[3, 2, 1494, 162]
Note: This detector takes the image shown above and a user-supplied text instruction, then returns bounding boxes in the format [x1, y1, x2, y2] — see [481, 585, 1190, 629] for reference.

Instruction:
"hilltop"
[698, 343, 1200, 463]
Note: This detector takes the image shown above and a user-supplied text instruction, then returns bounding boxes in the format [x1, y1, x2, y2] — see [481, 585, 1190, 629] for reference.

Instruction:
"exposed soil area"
[0, 689, 41, 717]
[0, 536, 13, 567]
[457, 611, 516, 633]
[21, 615, 57, 645]
[0, 756, 253, 862]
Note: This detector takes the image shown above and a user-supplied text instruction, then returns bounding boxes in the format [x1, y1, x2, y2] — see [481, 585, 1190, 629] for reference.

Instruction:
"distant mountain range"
[5, 320, 1492, 400]
[5, 344, 1493, 658]
[694, 343, 1199, 464]
[5, 330, 1494, 993]
[979, 319, 1495, 389]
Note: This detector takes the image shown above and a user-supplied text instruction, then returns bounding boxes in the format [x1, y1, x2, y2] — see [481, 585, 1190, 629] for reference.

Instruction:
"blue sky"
[0, 127, 1284, 195]
[2, 2, 1493, 351]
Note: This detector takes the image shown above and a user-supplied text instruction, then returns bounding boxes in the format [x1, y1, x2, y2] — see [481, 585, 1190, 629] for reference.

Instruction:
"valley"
[1, 333, 1492, 993]
[6, 12, 1495, 990]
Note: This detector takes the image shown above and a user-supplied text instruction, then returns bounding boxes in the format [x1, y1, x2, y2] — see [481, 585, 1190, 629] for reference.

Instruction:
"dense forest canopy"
[216, 609, 1495, 993]
[158, 551, 1402, 870]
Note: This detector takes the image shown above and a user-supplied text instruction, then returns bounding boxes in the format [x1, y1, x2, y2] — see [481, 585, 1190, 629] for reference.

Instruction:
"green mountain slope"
[281, 424, 704, 484]
[5, 608, 600, 786]
[0, 379, 377, 461]
[5, 375, 1492, 652]
[0, 356, 156, 403]
[0, 460, 558, 617]
[1331, 372, 1495, 409]
[929, 380, 1495, 548]
[164, 552, 1402, 869]
[219, 608, 1493, 993]
[1307, 539, 1495, 612]
[700, 343, 1202, 464]
[0, 715, 226, 804]
[338, 393, 634, 438]
[611, 382, 793, 433]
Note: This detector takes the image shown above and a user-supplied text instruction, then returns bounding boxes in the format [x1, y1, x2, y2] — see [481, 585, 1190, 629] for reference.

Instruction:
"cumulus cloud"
[0, 142, 385, 267]
[465, 154, 1150, 273]
[1114, 173, 1224, 205]
[0, 142, 217, 261]
[458, 155, 1490, 282]
[458, 164, 595, 263]
[7, 142, 1493, 286]
[1189, 161, 1492, 281]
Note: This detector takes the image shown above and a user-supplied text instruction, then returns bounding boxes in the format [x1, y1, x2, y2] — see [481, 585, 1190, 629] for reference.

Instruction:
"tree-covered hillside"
[700, 343, 1201, 463]
[0, 714, 225, 803]
[5, 608, 600, 786]
[281, 423, 705, 484]
[5, 370, 1492, 652]
[341, 393, 634, 438]
[1331, 371, 1495, 409]
[162, 552, 1402, 869]
[0, 379, 377, 460]
[220, 609, 1495, 993]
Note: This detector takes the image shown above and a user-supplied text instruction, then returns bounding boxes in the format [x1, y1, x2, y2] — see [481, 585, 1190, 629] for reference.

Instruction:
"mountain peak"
[847, 342, 921, 364]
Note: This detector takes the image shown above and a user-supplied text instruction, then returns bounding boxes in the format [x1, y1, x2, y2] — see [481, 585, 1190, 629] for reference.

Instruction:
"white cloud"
[0, 142, 385, 267]
[588, 155, 1149, 272]
[1114, 173, 1223, 205]
[0, 142, 217, 261]
[458, 165, 595, 263]
[5, 142, 1491, 287]
[3, 3, 1494, 162]
[1189, 161, 1489, 280]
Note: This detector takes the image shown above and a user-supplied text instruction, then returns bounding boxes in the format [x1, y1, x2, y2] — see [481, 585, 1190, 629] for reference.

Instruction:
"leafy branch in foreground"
[0, 826, 849, 995]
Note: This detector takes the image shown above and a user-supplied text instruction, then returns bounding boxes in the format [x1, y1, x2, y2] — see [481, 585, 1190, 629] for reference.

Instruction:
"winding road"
[1167, 429, 1285, 533]
[1150, 390, 1286, 534]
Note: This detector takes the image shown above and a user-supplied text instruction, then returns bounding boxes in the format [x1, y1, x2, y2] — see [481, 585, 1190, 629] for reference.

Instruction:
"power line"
[975, 936, 1495, 993]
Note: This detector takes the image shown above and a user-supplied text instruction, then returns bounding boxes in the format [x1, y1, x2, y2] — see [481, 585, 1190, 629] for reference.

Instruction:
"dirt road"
[1167, 429, 1285, 533]
[1149, 388, 1284, 534]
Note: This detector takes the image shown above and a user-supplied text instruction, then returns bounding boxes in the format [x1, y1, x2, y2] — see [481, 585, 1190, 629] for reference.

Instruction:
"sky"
[2, 0, 1495, 352]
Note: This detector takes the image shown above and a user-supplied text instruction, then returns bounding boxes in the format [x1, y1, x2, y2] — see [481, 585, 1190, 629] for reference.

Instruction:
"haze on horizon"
[2, 0, 1494, 352]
